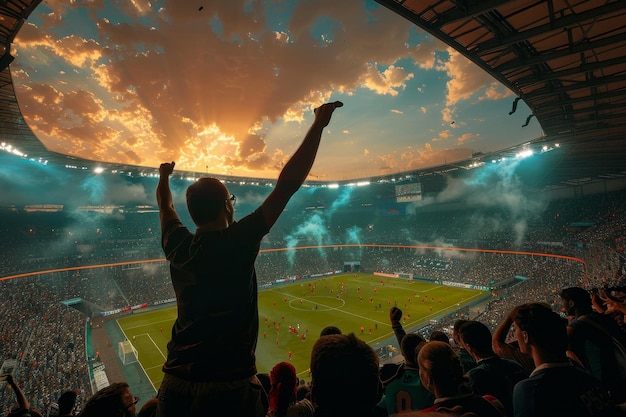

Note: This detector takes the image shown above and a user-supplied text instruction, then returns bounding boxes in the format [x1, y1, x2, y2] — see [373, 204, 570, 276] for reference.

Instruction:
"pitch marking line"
[138, 332, 167, 361]
[116, 322, 157, 393]
[123, 317, 174, 331]
[270, 289, 398, 327]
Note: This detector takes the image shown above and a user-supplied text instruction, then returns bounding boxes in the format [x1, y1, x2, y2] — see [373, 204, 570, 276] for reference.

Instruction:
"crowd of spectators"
[1, 188, 625, 415]
[0, 280, 92, 414]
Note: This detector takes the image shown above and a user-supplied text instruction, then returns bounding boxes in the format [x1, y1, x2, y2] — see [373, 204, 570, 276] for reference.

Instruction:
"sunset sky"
[10, 0, 541, 181]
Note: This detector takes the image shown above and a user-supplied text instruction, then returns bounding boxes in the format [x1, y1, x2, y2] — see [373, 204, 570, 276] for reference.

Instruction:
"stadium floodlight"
[356, 181, 370, 187]
[94, 167, 105, 174]
[327, 183, 339, 189]
[516, 149, 533, 159]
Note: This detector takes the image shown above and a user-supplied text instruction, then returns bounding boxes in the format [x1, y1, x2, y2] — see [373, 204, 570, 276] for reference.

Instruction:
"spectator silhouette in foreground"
[377, 307, 434, 415]
[3, 374, 44, 417]
[57, 390, 78, 417]
[451, 320, 476, 374]
[156, 101, 343, 417]
[296, 385, 314, 413]
[309, 333, 380, 417]
[319, 326, 342, 337]
[429, 330, 450, 344]
[561, 286, 626, 403]
[510, 302, 618, 417]
[492, 305, 536, 375]
[78, 382, 137, 417]
[457, 320, 527, 417]
[418, 341, 506, 416]
[266, 362, 314, 417]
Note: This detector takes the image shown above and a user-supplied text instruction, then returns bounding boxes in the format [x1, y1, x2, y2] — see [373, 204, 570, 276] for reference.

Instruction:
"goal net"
[118, 340, 138, 365]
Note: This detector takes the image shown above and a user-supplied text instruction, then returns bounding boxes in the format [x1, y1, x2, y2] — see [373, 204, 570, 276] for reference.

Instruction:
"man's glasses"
[125, 396, 139, 409]
[227, 194, 237, 207]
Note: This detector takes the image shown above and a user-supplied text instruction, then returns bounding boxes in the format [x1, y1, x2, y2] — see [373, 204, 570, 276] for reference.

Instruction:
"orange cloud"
[360, 64, 414, 96]
[10, 2, 514, 180]
[456, 132, 478, 145]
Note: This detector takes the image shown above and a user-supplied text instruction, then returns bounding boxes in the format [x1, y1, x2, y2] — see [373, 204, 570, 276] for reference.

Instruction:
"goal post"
[398, 273, 413, 281]
[118, 340, 138, 365]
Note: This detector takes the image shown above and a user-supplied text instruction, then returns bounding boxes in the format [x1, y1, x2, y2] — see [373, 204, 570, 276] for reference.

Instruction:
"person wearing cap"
[156, 101, 343, 417]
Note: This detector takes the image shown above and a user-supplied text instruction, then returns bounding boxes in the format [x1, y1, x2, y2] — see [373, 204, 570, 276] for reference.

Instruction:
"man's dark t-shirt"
[161, 209, 268, 382]
[513, 364, 613, 417]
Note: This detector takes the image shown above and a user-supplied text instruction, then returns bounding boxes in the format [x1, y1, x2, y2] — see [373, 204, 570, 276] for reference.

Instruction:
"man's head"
[429, 330, 450, 344]
[78, 382, 137, 417]
[58, 390, 78, 416]
[452, 319, 469, 345]
[560, 286, 592, 317]
[417, 341, 466, 396]
[310, 333, 380, 416]
[457, 320, 494, 359]
[400, 333, 426, 366]
[512, 303, 568, 355]
[319, 326, 342, 337]
[186, 177, 234, 226]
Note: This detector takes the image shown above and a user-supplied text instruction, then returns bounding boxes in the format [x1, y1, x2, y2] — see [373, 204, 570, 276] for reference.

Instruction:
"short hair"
[78, 382, 130, 417]
[453, 319, 469, 333]
[457, 320, 493, 355]
[186, 177, 229, 225]
[429, 330, 450, 344]
[560, 287, 592, 313]
[58, 390, 78, 415]
[513, 303, 568, 352]
[400, 333, 426, 365]
[452, 319, 469, 343]
[319, 326, 342, 337]
[418, 341, 467, 394]
[310, 333, 380, 415]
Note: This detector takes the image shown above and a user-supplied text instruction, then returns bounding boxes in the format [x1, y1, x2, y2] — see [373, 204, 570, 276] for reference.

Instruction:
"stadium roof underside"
[374, 0, 626, 188]
[1, 0, 625, 192]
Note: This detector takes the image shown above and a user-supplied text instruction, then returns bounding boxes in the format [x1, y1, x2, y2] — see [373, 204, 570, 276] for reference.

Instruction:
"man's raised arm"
[261, 101, 343, 229]
[157, 161, 180, 230]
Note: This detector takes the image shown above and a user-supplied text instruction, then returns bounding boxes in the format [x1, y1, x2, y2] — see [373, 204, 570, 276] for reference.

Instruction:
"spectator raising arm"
[261, 101, 343, 230]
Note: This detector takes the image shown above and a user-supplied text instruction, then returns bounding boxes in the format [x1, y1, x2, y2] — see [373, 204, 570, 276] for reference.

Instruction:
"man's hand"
[390, 307, 403, 325]
[604, 298, 626, 314]
[312, 101, 343, 128]
[160, 161, 175, 177]
[157, 161, 179, 227]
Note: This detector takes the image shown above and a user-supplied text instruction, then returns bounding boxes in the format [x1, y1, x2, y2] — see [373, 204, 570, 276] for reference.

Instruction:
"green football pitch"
[116, 273, 487, 390]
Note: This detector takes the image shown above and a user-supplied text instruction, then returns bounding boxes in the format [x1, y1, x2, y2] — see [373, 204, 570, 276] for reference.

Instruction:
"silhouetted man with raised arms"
[156, 101, 343, 417]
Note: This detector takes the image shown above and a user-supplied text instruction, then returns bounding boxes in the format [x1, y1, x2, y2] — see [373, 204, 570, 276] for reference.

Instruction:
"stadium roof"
[1, 0, 625, 191]
[374, 0, 626, 187]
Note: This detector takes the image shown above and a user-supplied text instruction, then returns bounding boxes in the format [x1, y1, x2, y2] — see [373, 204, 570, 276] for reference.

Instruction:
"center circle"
[288, 295, 346, 311]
